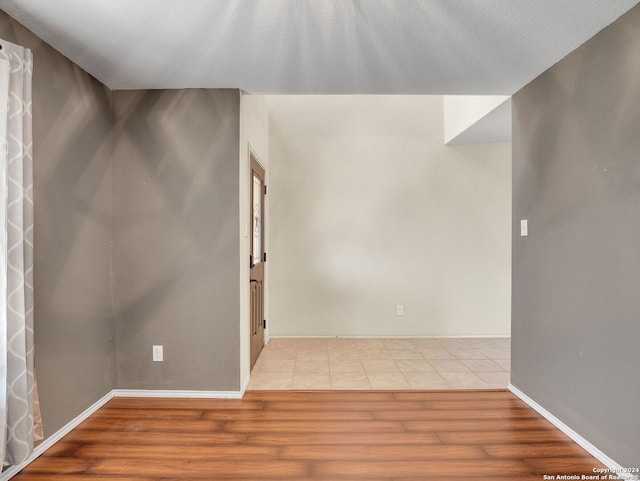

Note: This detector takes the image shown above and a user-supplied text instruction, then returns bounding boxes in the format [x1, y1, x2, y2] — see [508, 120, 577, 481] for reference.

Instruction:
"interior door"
[250, 154, 266, 370]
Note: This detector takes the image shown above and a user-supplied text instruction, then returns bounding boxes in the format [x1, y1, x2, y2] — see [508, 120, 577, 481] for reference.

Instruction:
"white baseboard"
[1, 386, 249, 480]
[7, 384, 633, 481]
[112, 389, 244, 399]
[0, 391, 113, 481]
[240, 375, 251, 395]
[508, 384, 638, 481]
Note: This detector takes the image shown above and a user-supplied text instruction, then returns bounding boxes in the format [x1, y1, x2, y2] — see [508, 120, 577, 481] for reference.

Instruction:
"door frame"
[248, 148, 267, 371]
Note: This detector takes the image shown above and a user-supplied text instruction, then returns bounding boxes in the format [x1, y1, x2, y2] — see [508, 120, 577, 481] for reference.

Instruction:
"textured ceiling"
[0, 0, 638, 92]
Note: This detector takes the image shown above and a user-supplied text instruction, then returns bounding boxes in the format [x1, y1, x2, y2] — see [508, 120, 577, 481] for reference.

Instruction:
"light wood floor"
[14, 390, 605, 480]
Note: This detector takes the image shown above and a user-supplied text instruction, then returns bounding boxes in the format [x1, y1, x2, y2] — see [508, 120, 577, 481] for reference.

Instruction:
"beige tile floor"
[248, 337, 511, 390]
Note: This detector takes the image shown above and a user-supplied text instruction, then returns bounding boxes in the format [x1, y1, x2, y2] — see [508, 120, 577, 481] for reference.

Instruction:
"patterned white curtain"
[0, 39, 35, 467]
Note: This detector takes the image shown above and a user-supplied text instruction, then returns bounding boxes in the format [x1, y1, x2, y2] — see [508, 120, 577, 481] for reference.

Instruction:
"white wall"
[239, 93, 269, 384]
[266, 95, 511, 338]
[444, 95, 510, 144]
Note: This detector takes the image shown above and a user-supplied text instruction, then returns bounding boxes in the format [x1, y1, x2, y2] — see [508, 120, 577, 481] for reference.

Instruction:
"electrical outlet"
[520, 219, 528, 237]
[396, 304, 404, 316]
[152, 345, 163, 362]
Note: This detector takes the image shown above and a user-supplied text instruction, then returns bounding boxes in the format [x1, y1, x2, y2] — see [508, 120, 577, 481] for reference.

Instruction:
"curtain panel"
[0, 38, 35, 467]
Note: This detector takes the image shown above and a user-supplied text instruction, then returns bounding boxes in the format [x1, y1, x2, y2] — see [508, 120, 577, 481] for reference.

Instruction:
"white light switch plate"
[520, 219, 528, 237]
[152, 345, 163, 362]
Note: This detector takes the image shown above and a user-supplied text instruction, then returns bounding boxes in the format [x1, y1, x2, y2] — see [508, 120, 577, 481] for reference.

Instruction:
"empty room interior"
[0, 1, 638, 480]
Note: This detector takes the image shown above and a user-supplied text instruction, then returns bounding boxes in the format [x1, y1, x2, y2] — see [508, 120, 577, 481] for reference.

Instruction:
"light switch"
[152, 345, 164, 362]
[520, 219, 528, 237]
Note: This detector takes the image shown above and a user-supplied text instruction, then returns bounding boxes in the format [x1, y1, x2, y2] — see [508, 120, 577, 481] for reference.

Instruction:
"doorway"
[249, 153, 266, 370]
[246, 95, 511, 390]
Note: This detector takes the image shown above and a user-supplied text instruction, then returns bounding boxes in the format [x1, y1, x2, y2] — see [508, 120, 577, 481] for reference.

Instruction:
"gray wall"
[112, 89, 240, 390]
[512, 5, 640, 467]
[1, 12, 243, 439]
[0, 13, 115, 435]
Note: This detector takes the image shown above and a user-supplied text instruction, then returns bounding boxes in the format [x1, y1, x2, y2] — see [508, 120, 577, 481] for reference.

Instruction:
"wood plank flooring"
[14, 390, 606, 480]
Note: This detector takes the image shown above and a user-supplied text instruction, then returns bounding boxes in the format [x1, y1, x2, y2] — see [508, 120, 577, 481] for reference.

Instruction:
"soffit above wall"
[0, 0, 637, 92]
[445, 96, 512, 145]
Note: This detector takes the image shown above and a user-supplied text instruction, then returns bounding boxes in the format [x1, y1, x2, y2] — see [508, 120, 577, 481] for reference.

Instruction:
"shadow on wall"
[0, 14, 116, 437]
[111, 89, 241, 392]
[114, 90, 238, 250]
[511, 5, 640, 468]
